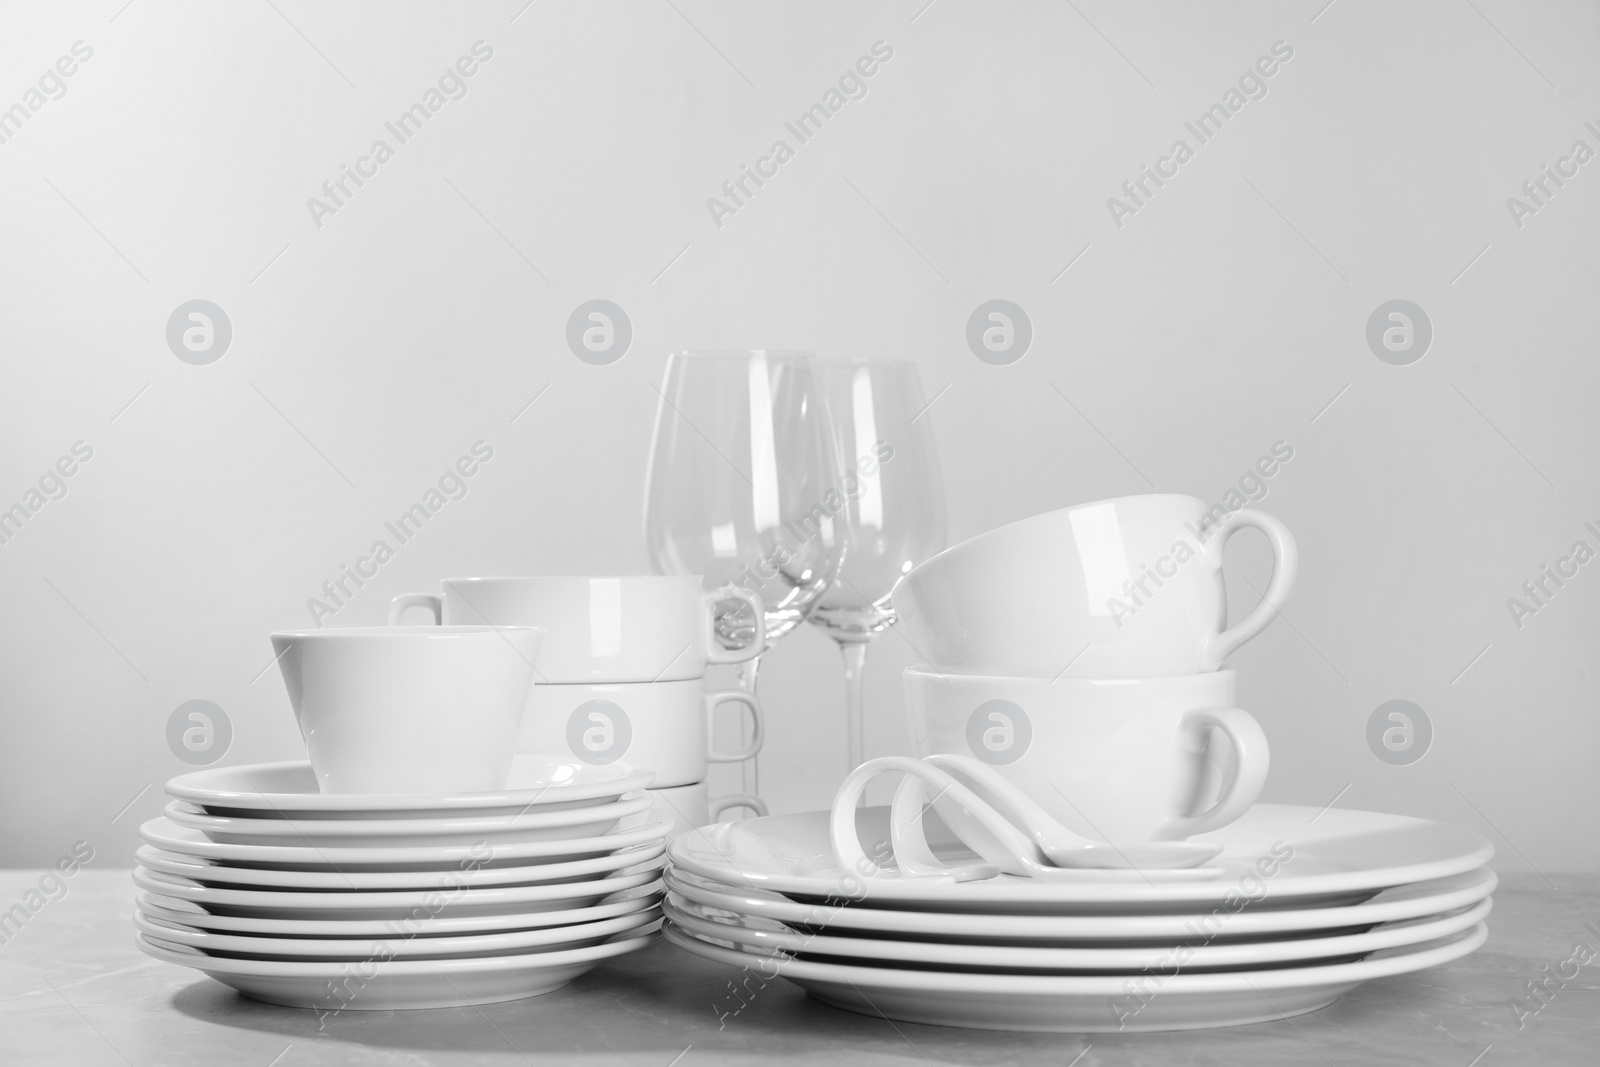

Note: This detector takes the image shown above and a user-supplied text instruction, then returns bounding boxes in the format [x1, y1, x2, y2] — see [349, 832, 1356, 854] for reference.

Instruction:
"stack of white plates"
[664, 803, 1495, 1032]
[135, 756, 669, 1010]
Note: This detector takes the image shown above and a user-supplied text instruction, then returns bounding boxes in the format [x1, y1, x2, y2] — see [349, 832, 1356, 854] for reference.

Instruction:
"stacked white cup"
[890, 493, 1298, 851]
[389, 577, 767, 834]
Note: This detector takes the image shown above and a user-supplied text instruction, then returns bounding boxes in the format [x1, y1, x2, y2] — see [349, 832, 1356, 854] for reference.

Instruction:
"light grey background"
[0, 0, 1594, 874]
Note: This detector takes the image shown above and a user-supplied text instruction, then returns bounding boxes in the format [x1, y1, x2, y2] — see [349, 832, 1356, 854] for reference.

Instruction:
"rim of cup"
[270, 625, 546, 639]
[903, 665, 1237, 685]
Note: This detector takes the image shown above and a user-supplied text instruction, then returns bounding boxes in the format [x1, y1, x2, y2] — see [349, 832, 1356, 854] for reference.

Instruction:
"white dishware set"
[664, 493, 1497, 1031]
[389, 577, 768, 832]
[135, 624, 674, 1010]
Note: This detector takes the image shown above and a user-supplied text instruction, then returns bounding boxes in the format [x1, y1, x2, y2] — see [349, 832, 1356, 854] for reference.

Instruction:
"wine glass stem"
[838, 639, 871, 774]
[735, 656, 762, 797]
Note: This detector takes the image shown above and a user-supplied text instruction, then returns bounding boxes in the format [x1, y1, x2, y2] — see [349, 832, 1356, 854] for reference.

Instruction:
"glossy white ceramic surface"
[387, 576, 763, 682]
[663, 922, 1486, 1032]
[517, 678, 761, 788]
[903, 668, 1267, 846]
[667, 804, 1494, 910]
[891, 494, 1296, 677]
[161, 793, 650, 847]
[136, 928, 660, 1010]
[646, 782, 767, 839]
[663, 866, 1498, 942]
[270, 626, 544, 794]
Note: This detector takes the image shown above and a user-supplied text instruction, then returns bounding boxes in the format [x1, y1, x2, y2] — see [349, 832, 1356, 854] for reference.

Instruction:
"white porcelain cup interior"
[517, 677, 762, 788]
[892, 493, 1296, 677]
[270, 625, 544, 795]
[902, 667, 1268, 846]
[387, 576, 764, 683]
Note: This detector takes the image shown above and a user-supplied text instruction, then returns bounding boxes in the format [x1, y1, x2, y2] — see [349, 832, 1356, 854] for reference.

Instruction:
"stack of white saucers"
[664, 803, 1496, 1032]
[135, 755, 669, 1010]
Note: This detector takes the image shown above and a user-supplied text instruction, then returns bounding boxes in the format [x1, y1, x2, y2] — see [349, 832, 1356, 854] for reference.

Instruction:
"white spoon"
[918, 754, 1223, 870]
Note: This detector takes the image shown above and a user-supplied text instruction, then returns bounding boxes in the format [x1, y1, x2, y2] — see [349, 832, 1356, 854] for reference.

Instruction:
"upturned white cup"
[270, 626, 544, 795]
[388, 576, 764, 683]
[516, 678, 762, 788]
[647, 782, 767, 838]
[903, 667, 1268, 847]
[892, 494, 1296, 678]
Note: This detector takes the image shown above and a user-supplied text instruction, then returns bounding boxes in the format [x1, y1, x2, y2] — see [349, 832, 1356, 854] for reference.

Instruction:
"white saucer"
[670, 804, 1493, 911]
[133, 865, 663, 921]
[140, 817, 672, 871]
[138, 926, 660, 1009]
[163, 793, 651, 847]
[135, 842, 666, 890]
[138, 888, 660, 938]
[136, 906, 660, 960]
[165, 757, 653, 817]
[666, 866, 1497, 943]
[664, 921, 1488, 1032]
[664, 893, 1491, 971]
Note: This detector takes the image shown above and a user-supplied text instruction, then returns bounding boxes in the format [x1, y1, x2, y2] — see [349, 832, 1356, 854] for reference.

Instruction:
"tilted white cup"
[388, 576, 764, 683]
[517, 677, 762, 789]
[892, 494, 1296, 678]
[270, 626, 544, 795]
[903, 667, 1268, 847]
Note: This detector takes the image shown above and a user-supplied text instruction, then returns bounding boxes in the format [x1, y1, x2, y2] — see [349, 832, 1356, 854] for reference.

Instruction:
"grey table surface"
[0, 870, 1594, 1066]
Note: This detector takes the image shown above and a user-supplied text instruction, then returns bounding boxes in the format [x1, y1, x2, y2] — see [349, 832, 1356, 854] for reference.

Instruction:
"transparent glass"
[808, 360, 947, 773]
[644, 350, 846, 795]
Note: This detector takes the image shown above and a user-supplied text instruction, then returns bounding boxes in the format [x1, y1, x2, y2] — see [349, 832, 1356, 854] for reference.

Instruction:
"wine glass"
[809, 360, 947, 774]
[645, 350, 846, 795]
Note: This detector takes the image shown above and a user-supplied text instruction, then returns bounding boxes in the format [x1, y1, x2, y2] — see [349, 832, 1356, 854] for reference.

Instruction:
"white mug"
[388, 576, 764, 683]
[517, 678, 762, 788]
[270, 626, 544, 795]
[647, 782, 766, 838]
[903, 667, 1268, 846]
[892, 494, 1296, 678]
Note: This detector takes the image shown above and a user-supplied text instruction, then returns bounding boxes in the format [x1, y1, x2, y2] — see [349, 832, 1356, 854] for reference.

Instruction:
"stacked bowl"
[390, 577, 767, 833]
[135, 756, 667, 1010]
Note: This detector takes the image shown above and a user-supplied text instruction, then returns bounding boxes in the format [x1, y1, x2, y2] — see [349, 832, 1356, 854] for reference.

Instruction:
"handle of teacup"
[386, 594, 442, 626]
[833, 757, 1003, 881]
[1201, 508, 1298, 669]
[1155, 706, 1270, 841]
[704, 690, 763, 763]
[708, 794, 767, 820]
[704, 585, 766, 665]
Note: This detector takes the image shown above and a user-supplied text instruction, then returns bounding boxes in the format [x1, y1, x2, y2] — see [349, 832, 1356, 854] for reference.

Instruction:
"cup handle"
[387, 594, 442, 626]
[703, 586, 766, 665]
[1156, 706, 1270, 841]
[708, 794, 768, 821]
[1202, 508, 1298, 669]
[704, 690, 763, 763]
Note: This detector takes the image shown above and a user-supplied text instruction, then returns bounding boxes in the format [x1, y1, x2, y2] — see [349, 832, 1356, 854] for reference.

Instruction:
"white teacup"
[647, 782, 766, 838]
[271, 626, 544, 795]
[903, 667, 1268, 847]
[388, 576, 764, 683]
[517, 678, 762, 788]
[892, 494, 1296, 678]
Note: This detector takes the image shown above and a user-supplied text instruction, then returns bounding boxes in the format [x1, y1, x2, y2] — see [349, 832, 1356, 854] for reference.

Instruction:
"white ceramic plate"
[132, 865, 663, 920]
[137, 926, 660, 1009]
[664, 920, 1488, 1032]
[664, 893, 1491, 972]
[665, 866, 1497, 943]
[162, 793, 651, 847]
[138, 888, 660, 938]
[140, 816, 671, 871]
[669, 804, 1493, 912]
[165, 757, 653, 818]
[136, 905, 661, 960]
[134, 842, 666, 890]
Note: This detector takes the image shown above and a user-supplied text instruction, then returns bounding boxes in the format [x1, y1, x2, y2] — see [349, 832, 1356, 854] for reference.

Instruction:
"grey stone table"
[0, 870, 1594, 1066]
